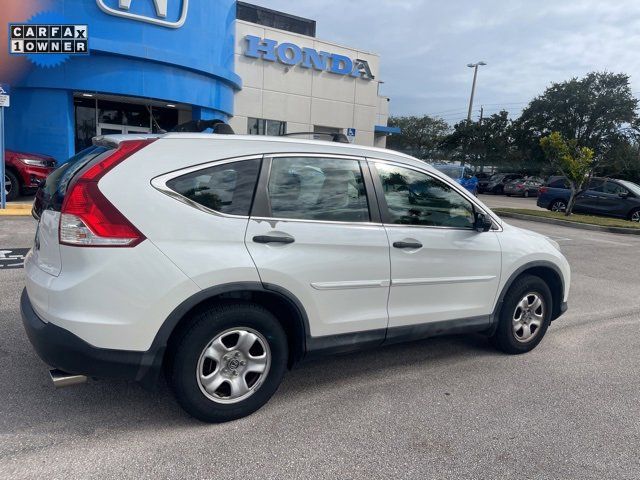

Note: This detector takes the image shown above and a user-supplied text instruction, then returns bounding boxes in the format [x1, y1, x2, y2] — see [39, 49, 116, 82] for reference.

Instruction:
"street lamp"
[466, 61, 486, 121]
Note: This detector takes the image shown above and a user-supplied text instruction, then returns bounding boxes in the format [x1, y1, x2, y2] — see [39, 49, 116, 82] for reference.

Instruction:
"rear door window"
[166, 159, 261, 216]
[267, 157, 370, 222]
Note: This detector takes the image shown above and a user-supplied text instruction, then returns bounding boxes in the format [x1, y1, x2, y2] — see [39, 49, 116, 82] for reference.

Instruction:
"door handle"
[393, 241, 423, 249]
[252, 235, 295, 244]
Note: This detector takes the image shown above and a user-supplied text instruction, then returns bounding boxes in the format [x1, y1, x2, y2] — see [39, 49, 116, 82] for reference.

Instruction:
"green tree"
[387, 115, 451, 160]
[540, 132, 594, 216]
[512, 72, 639, 172]
[440, 111, 516, 171]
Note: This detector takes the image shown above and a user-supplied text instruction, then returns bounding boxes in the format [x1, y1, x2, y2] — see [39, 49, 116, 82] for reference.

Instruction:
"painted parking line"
[0, 248, 29, 269]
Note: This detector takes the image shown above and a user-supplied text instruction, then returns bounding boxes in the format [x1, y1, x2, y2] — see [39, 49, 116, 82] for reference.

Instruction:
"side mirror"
[619, 191, 629, 198]
[474, 212, 492, 232]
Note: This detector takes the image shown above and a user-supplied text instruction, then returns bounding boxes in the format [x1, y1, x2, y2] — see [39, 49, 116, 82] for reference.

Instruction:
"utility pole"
[479, 105, 484, 124]
[466, 61, 486, 122]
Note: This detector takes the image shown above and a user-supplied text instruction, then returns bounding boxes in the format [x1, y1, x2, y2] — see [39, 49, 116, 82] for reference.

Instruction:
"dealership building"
[6, 0, 395, 164]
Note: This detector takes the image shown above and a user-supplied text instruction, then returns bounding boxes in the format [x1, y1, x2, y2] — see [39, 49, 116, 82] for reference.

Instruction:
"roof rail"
[281, 132, 350, 143]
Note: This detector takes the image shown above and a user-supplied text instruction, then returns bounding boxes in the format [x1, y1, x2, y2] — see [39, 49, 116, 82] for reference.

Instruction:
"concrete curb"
[496, 211, 640, 235]
[0, 203, 32, 217]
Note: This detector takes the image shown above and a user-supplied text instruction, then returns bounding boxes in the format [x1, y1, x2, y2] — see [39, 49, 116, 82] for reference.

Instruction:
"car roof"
[98, 133, 436, 174]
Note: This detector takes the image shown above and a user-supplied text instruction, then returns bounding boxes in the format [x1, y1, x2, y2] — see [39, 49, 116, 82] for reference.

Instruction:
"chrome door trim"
[391, 275, 497, 287]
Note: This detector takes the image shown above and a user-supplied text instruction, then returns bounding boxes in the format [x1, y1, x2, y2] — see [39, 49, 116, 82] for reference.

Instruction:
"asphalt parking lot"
[1, 211, 639, 479]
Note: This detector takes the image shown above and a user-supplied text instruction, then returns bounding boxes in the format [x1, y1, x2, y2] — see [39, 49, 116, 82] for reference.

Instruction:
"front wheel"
[490, 275, 552, 354]
[5, 170, 20, 201]
[167, 303, 288, 423]
[629, 208, 640, 223]
[523, 190, 530, 198]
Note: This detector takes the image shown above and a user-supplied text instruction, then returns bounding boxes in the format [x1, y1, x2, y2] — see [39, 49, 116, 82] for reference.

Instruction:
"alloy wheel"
[551, 201, 566, 212]
[4, 174, 12, 196]
[196, 327, 271, 404]
[631, 210, 640, 223]
[512, 293, 545, 343]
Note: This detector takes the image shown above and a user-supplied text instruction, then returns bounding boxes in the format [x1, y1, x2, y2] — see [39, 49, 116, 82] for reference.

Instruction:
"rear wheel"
[4, 170, 19, 201]
[167, 303, 288, 423]
[629, 208, 640, 223]
[550, 199, 567, 212]
[490, 275, 552, 354]
[523, 190, 530, 198]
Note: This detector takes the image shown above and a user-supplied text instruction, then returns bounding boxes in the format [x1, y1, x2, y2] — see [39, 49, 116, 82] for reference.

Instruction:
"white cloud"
[248, 0, 640, 120]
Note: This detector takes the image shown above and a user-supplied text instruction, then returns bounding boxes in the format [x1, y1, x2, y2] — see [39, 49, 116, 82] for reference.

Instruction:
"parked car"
[432, 164, 479, 195]
[537, 176, 640, 222]
[504, 177, 544, 197]
[4, 149, 56, 201]
[22, 133, 570, 422]
[479, 173, 521, 194]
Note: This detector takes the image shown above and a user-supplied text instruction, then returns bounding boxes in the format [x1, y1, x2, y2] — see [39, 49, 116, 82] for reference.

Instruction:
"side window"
[376, 163, 475, 228]
[166, 159, 261, 216]
[603, 181, 628, 195]
[267, 157, 370, 222]
[587, 179, 604, 191]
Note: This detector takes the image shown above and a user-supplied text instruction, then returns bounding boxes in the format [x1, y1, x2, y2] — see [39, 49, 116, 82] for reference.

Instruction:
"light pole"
[466, 61, 486, 121]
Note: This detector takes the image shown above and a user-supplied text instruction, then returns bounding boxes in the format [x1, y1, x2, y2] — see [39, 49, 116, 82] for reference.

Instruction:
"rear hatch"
[31, 137, 156, 277]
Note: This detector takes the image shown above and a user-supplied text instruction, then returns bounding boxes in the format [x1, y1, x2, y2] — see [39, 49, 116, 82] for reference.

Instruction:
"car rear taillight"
[539, 186, 548, 194]
[59, 139, 155, 247]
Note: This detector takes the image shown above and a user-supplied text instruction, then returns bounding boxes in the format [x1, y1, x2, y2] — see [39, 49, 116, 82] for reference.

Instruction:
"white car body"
[22, 134, 570, 390]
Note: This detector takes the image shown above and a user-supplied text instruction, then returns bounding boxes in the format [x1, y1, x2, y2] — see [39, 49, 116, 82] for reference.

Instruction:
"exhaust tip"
[49, 369, 88, 388]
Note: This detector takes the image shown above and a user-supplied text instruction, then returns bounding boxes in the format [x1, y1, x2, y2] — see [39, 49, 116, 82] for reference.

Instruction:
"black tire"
[4, 170, 20, 202]
[506, 194, 511, 197]
[629, 208, 640, 223]
[490, 275, 553, 354]
[167, 302, 288, 423]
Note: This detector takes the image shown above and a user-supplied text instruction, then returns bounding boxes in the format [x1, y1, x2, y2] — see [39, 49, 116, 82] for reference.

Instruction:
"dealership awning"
[374, 125, 401, 135]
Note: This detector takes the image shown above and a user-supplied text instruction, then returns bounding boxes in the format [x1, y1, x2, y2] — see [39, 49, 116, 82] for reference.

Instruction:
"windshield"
[618, 179, 640, 196]
[434, 165, 463, 179]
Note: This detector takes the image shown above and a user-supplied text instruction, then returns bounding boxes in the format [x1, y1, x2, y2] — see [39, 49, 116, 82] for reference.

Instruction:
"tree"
[440, 111, 514, 171]
[540, 132, 594, 215]
[387, 115, 450, 160]
[512, 72, 639, 172]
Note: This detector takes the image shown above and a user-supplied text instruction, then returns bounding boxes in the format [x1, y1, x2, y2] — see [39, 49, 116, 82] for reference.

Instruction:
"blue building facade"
[6, 0, 240, 163]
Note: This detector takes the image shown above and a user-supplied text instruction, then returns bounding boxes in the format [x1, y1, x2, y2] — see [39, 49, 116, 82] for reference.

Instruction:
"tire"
[167, 302, 288, 423]
[506, 194, 511, 197]
[4, 170, 20, 202]
[524, 191, 530, 198]
[629, 208, 640, 223]
[550, 199, 567, 212]
[490, 275, 553, 354]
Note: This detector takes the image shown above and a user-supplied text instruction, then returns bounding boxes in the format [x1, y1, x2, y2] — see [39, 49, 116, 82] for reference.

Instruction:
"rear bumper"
[20, 288, 161, 386]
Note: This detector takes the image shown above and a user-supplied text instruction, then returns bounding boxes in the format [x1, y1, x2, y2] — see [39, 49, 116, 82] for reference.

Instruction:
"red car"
[4, 149, 56, 201]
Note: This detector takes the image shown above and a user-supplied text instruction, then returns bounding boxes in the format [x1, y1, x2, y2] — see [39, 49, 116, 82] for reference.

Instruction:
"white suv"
[22, 134, 570, 422]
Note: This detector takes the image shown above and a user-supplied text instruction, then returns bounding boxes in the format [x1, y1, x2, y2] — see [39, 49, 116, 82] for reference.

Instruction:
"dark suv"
[537, 177, 640, 222]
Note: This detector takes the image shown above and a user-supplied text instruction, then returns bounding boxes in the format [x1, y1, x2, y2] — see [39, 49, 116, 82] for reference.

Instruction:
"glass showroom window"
[248, 118, 287, 136]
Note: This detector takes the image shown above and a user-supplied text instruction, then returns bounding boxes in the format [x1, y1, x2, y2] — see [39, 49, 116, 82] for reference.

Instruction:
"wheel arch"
[493, 261, 565, 329]
[137, 282, 309, 387]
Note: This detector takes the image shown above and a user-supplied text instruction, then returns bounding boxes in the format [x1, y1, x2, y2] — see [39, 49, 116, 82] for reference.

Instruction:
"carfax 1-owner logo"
[9, 24, 89, 55]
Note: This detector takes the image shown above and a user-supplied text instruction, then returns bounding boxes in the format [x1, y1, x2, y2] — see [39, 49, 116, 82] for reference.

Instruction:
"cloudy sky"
[250, 0, 640, 123]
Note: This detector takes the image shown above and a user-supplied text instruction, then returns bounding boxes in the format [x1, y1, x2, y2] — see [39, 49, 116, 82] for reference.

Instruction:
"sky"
[249, 0, 640, 124]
